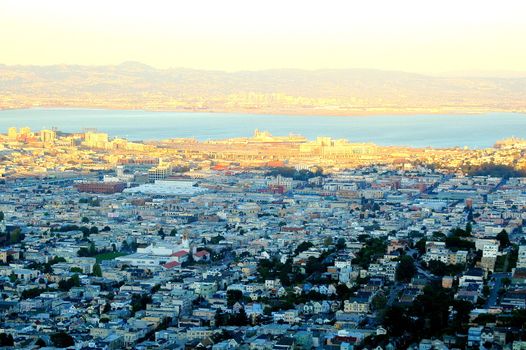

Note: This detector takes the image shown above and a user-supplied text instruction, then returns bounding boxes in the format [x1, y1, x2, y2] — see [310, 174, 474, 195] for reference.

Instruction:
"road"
[485, 272, 510, 308]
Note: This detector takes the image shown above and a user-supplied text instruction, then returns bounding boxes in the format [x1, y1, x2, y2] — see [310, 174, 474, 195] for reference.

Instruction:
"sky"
[1, 0, 526, 73]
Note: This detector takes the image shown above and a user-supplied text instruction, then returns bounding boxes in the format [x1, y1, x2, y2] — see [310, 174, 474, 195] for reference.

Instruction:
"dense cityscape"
[1, 127, 526, 349]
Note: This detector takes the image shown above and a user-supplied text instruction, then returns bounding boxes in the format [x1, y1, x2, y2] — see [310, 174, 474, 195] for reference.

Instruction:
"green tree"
[383, 306, 412, 337]
[336, 238, 346, 250]
[295, 241, 313, 255]
[372, 293, 387, 311]
[396, 256, 416, 283]
[465, 222, 472, 236]
[496, 230, 510, 248]
[81, 217, 90, 224]
[93, 263, 102, 277]
[415, 238, 427, 255]
[50, 332, 74, 348]
[215, 309, 226, 326]
[9, 228, 24, 244]
[227, 289, 243, 307]
[58, 274, 80, 291]
[0, 333, 14, 347]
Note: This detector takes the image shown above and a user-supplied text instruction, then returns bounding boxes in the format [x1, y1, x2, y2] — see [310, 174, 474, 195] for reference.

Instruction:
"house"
[193, 250, 211, 262]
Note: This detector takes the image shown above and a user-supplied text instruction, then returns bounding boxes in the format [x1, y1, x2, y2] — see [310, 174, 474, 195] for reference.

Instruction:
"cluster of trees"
[26, 256, 66, 274]
[208, 235, 225, 244]
[353, 237, 388, 269]
[422, 260, 465, 277]
[21, 287, 46, 299]
[379, 284, 474, 347]
[49, 332, 75, 348]
[79, 197, 100, 207]
[0, 333, 14, 347]
[265, 166, 324, 181]
[214, 308, 249, 326]
[395, 256, 416, 283]
[445, 226, 475, 252]
[157, 227, 178, 240]
[226, 289, 244, 307]
[58, 274, 81, 291]
[0, 227, 25, 247]
[257, 257, 297, 286]
[258, 247, 335, 287]
[131, 293, 152, 315]
[294, 241, 313, 255]
[464, 163, 526, 179]
[52, 224, 101, 237]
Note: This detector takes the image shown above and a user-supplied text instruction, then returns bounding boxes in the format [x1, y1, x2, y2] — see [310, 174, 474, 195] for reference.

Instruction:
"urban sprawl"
[1, 127, 526, 349]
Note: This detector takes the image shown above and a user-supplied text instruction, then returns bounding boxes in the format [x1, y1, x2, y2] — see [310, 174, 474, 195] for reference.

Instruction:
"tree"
[227, 289, 243, 307]
[496, 230, 510, 249]
[336, 283, 352, 300]
[0, 333, 14, 347]
[81, 216, 90, 224]
[372, 293, 387, 311]
[58, 274, 80, 291]
[130, 293, 152, 314]
[396, 256, 416, 283]
[383, 306, 412, 337]
[93, 263, 102, 277]
[9, 228, 24, 244]
[103, 302, 111, 313]
[465, 222, 472, 236]
[35, 338, 46, 347]
[336, 238, 346, 250]
[0, 211, 4, 222]
[230, 307, 249, 326]
[415, 238, 427, 255]
[50, 332, 74, 348]
[121, 240, 130, 252]
[215, 309, 226, 326]
[295, 241, 313, 255]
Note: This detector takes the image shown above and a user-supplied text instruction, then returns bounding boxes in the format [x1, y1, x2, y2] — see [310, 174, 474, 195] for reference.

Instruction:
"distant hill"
[1, 63, 525, 115]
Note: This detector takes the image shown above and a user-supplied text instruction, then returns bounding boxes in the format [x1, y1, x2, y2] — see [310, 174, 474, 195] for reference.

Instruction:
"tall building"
[19, 127, 31, 138]
[480, 242, 499, 272]
[148, 159, 172, 182]
[7, 127, 17, 141]
[84, 131, 109, 148]
[40, 129, 56, 143]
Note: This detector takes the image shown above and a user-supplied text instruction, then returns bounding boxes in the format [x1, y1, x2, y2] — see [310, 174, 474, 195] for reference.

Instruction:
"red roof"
[194, 250, 210, 257]
[163, 261, 181, 269]
[171, 250, 189, 257]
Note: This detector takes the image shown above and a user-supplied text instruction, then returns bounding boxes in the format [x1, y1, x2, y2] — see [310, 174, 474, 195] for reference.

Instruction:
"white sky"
[1, 0, 525, 73]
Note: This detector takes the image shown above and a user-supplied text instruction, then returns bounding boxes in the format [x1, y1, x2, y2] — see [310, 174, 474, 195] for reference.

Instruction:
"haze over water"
[0, 108, 525, 149]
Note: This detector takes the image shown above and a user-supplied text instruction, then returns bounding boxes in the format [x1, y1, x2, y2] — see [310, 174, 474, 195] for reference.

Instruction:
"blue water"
[0, 108, 524, 148]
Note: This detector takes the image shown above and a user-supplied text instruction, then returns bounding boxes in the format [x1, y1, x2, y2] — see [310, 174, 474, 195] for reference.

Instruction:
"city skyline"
[2, 2, 526, 349]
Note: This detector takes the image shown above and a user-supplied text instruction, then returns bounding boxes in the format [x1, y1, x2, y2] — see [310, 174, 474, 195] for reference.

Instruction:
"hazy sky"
[1, 0, 526, 73]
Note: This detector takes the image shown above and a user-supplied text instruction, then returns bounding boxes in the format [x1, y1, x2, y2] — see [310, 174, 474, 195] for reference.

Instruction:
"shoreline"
[1, 105, 525, 118]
